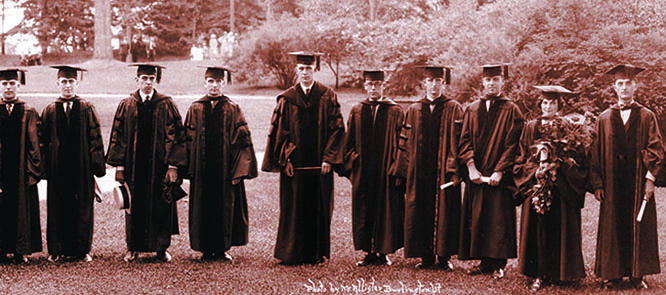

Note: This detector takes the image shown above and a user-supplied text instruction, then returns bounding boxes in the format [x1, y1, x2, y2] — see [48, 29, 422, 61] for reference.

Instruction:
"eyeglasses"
[364, 81, 383, 88]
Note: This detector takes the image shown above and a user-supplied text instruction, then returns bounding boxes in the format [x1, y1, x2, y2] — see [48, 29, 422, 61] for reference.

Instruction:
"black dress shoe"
[14, 255, 29, 264]
[630, 277, 648, 290]
[492, 268, 505, 280]
[356, 253, 378, 267]
[436, 260, 454, 272]
[156, 251, 172, 262]
[466, 265, 490, 276]
[377, 254, 391, 266]
[219, 252, 233, 262]
[199, 252, 215, 261]
[601, 278, 622, 290]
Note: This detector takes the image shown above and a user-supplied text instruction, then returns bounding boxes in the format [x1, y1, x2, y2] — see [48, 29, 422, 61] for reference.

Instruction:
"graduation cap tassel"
[316, 56, 321, 72]
[156, 67, 162, 83]
[445, 68, 451, 85]
[503, 65, 509, 79]
[19, 70, 26, 85]
[227, 70, 232, 85]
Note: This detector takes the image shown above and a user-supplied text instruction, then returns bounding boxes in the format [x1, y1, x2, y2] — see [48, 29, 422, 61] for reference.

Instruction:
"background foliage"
[17, 0, 666, 128]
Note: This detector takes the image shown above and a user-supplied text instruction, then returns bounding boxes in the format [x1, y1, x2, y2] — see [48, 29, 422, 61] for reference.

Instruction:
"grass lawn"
[2, 60, 666, 294]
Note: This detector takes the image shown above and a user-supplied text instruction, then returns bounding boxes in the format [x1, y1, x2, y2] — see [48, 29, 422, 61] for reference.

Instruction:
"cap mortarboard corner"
[482, 64, 509, 79]
[605, 64, 645, 80]
[130, 63, 165, 83]
[50, 65, 87, 81]
[289, 51, 323, 71]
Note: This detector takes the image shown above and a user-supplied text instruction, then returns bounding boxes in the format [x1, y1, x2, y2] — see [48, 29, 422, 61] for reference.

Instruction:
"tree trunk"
[93, 0, 113, 59]
[369, 0, 376, 20]
[229, 0, 235, 34]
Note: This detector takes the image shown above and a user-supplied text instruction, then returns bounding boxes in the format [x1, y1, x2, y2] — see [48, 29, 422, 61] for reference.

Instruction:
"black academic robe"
[106, 90, 187, 252]
[458, 97, 524, 260]
[393, 97, 463, 258]
[41, 97, 106, 257]
[514, 119, 587, 281]
[0, 99, 42, 255]
[340, 98, 404, 254]
[589, 103, 662, 280]
[184, 95, 258, 254]
[261, 81, 345, 264]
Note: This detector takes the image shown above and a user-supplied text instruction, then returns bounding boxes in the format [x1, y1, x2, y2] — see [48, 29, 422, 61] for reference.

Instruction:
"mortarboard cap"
[0, 68, 26, 85]
[416, 65, 451, 85]
[198, 66, 232, 84]
[533, 85, 573, 101]
[130, 63, 165, 83]
[51, 65, 87, 80]
[289, 51, 323, 71]
[362, 70, 385, 82]
[605, 64, 645, 80]
[482, 64, 509, 79]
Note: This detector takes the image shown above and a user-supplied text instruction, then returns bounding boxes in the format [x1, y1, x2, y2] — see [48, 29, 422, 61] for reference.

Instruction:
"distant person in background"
[147, 37, 156, 62]
[209, 34, 218, 59]
[106, 64, 187, 263]
[340, 70, 404, 267]
[184, 66, 258, 261]
[119, 38, 129, 62]
[0, 68, 42, 264]
[41, 66, 106, 263]
[590, 64, 662, 290]
[394, 66, 463, 270]
[130, 35, 145, 63]
[262, 51, 345, 265]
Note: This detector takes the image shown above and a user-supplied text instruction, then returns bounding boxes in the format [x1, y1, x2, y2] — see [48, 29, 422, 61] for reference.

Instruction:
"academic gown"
[41, 97, 106, 257]
[0, 100, 42, 255]
[458, 97, 524, 260]
[261, 81, 345, 264]
[589, 103, 662, 280]
[106, 90, 187, 252]
[340, 98, 404, 254]
[393, 96, 463, 258]
[514, 119, 587, 281]
[184, 95, 258, 254]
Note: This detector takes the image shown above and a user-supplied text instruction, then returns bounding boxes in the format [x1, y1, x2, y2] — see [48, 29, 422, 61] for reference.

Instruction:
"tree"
[93, 0, 112, 59]
[22, 0, 95, 54]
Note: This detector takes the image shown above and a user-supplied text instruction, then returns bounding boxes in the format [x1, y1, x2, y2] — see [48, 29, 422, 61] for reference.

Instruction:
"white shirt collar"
[139, 90, 154, 102]
[300, 82, 314, 93]
[618, 99, 634, 108]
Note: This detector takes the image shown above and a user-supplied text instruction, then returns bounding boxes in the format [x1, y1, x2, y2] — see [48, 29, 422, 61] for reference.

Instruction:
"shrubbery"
[231, 0, 666, 129]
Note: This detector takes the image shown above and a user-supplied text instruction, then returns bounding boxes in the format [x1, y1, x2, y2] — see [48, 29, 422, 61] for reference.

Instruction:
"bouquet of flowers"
[519, 112, 596, 214]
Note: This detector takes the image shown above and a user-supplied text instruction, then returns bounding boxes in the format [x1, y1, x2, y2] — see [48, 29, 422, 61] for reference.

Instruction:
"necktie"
[6, 103, 12, 114]
[145, 95, 150, 103]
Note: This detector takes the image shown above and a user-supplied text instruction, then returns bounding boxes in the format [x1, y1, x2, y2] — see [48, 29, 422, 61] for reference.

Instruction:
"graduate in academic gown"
[184, 66, 257, 261]
[393, 66, 463, 270]
[41, 66, 106, 262]
[590, 64, 662, 290]
[340, 70, 404, 267]
[106, 64, 187, 262]
[514, 86, 587, 291]
[458, 64, 524, 279]
[262, 52, 345, 265]
[0, 69, 42, 263]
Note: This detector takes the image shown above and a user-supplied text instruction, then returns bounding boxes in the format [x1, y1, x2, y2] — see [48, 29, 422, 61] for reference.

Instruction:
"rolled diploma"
[440, 181, 455, 190]
[636, 196, 648, 222]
